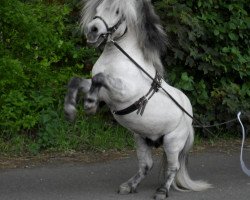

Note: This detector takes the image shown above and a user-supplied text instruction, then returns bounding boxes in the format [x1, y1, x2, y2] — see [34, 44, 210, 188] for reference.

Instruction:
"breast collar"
[113, 71, 162, 116]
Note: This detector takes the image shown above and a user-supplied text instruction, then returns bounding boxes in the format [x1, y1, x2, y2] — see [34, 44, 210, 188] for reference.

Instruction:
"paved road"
[0, 151, 250, 200]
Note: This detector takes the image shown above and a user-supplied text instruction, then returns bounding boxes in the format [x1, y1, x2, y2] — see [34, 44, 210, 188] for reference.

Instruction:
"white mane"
[81, 0, 168, 75]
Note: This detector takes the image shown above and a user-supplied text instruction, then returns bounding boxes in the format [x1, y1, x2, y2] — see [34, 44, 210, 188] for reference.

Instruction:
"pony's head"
[82, 0, 128, 46]
[81, 0, 167, 74]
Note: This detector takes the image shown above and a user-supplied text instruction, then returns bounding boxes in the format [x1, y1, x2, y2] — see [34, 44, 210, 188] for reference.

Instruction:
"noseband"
[93, 16, 127, 41]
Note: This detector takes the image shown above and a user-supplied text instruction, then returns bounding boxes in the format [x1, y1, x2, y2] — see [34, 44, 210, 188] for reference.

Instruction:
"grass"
[0, 103, 244, 156]
[0, 105, 135, 156]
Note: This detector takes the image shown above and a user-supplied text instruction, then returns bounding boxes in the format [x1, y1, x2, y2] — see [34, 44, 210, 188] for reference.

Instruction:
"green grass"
[193, 126, 240, 148]
[0, 102, 242, 156]
[0, 105, 135, 155]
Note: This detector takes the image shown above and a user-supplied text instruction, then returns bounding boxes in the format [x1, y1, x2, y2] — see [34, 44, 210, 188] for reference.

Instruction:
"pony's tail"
[172, 127, 212, 191]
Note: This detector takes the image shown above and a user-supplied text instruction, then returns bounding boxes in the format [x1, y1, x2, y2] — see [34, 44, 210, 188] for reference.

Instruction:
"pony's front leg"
[86, 72, 135, 112]
[118, 134, 153, 194]
[64, 77, 91, 121]
[84, 73, 109, 114]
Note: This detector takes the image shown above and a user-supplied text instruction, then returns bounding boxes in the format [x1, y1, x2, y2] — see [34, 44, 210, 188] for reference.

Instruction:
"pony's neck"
[105, 29, 142, 57]
[116, 29, 138, 50]
[105, 29, 155, 72]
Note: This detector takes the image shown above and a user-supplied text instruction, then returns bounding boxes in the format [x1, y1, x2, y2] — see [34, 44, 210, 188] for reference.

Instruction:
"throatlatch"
[113, 71, 162, 116]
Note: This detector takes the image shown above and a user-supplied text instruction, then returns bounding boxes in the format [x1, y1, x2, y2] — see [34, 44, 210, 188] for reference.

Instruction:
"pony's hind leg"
[154, 128, 188, 200]
[118, 134, 153, 194]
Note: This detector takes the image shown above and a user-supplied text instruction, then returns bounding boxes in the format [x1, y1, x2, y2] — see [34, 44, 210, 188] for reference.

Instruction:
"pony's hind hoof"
[118, 183, 136, 195]
[154, 188, 168, 200]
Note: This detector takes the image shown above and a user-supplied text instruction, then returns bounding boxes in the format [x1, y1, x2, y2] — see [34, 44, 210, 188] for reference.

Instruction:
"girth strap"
[113, 71, 162, 116]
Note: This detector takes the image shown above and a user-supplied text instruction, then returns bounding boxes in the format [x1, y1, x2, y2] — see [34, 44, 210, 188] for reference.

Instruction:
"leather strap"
[113, 71, 162, 116]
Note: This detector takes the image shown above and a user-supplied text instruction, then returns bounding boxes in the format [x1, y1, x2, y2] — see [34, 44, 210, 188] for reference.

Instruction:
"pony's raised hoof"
[118, 183, 136, 195]
[84, 101, 98, 115]
[64, 104, 77, 122]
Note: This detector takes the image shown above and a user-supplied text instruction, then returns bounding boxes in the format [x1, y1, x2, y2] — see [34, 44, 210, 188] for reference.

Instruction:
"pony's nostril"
[91, 26, 98, 33]
[86, 98, 95, 103]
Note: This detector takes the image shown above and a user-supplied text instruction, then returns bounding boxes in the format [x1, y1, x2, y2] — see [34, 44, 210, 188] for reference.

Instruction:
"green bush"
[0, 0, 103, 153]
[154, 0, 249, 125]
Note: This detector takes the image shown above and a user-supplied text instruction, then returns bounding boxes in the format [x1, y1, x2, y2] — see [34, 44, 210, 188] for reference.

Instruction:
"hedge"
[0, 0, 249, 153]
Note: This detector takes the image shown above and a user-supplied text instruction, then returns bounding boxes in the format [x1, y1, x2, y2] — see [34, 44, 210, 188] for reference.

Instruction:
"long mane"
[135, 0, 167, 75]
[81, 0, 168, 75]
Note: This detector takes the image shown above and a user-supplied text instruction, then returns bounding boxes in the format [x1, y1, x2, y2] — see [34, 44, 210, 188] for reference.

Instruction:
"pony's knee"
[79, 79, 91, 93]
[92, 73, 108, 88]
[83, 74, 107, 114]
[140, 162, 153, 177]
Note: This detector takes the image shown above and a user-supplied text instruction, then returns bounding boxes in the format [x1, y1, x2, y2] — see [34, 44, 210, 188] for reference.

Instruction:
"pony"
[64, 0, 211, 199]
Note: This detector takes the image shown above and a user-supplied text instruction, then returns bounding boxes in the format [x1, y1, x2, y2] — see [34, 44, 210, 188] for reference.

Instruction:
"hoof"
[118, 183, 136, 195]
[64, 104, 76, 122]
[84, 97, 98, 115]
[84, 106, 98, 115]
[154, 188, 168, 200]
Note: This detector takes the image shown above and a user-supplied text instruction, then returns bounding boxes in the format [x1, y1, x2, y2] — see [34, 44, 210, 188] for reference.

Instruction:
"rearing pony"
[64, 0, 211, 199]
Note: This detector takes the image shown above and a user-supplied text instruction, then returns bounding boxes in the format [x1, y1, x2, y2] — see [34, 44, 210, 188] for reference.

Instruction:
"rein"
[91, 15, 250, 176]
[93, 15, 235, 132]
[110, 39, 250, 177]
[110, 39, 214, 132]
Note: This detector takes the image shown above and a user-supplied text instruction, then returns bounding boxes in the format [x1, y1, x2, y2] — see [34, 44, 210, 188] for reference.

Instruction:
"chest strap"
[113, 71, 162, 116]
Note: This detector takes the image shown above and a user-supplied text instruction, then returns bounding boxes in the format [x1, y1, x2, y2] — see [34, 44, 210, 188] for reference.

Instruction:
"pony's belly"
[112, 86, 190, 139]
[113, 104, 183, 140]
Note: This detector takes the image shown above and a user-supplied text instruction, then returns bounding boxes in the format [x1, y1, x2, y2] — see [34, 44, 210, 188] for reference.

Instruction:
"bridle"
[93, 15, 127, 41]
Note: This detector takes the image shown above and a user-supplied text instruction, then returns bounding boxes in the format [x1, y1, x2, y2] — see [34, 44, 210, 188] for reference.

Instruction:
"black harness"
[113, 71, 162, 116]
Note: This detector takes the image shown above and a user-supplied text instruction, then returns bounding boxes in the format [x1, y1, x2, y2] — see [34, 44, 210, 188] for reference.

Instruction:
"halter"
[93, 16, 127, 41]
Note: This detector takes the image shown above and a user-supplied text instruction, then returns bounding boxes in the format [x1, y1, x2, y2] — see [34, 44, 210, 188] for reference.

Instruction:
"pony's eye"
[116, 9, 119, 15]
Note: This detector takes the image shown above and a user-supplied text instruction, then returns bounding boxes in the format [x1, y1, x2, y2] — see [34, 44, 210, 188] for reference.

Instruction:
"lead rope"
[237, 112, 250, 176]
[110, 39, 214, 134]
[109, 39, 249, 176]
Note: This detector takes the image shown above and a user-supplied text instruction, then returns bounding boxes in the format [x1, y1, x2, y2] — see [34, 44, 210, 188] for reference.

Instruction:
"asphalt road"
[0, 151, 250, 200]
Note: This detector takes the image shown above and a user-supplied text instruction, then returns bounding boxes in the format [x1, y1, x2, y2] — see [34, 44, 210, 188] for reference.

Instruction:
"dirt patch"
[0, 139, 249, 169]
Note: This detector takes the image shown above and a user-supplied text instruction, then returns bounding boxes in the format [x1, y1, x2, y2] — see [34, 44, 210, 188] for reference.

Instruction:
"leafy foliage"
[0, 0, 101, 153]
[0, 0, 249, 154]
[154, 0, 250, 125]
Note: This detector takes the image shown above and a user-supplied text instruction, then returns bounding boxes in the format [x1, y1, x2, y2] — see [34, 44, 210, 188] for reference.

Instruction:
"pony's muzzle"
[85, 20, 107, 46]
